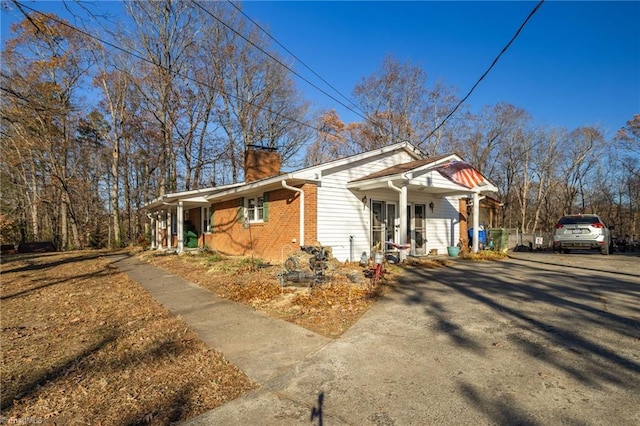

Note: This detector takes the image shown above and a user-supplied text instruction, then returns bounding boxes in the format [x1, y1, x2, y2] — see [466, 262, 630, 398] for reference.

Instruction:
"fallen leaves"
[1, 250, 256, 425]
[142, 251, 392, 338]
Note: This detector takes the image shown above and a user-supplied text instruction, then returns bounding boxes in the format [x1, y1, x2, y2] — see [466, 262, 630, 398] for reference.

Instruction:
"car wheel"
[601, 244, 610, 255]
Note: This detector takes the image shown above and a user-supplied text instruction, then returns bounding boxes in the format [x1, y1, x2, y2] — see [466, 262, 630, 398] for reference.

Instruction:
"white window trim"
[171, 212, 177, 235]
[245, 195, 264, 223]
[202, 206, 212, 234]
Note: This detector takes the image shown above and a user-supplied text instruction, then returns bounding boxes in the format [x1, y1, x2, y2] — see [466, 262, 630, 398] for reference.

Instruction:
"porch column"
[472, 191, 480, 253]
[389, 181, 409, 262]
[177, 201, 184, 253]
[150, 215, 156, 249]
[157, 213, 163, 249]
[398, 184, 408, 261]
[166, 211, 172, 250]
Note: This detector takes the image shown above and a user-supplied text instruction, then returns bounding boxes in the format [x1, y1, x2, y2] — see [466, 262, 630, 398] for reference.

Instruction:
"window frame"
[246, 195, 265, 223]
[171, 212, 177, 235]
[202, 206, 212, 233]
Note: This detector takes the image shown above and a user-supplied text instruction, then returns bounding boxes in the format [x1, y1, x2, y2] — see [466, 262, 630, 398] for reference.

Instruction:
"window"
[202, 206, 211, 233]
[247, 196, 264, 222]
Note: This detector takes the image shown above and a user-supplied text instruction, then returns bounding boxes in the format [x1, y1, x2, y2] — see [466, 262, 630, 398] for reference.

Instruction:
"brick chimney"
[244, 145, 281, 182]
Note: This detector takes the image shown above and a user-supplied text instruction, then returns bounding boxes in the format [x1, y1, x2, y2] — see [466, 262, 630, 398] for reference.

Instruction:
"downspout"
[177, 200, 184, 253]
[388, 181, 408, 261]
[282, 181, 304, 247]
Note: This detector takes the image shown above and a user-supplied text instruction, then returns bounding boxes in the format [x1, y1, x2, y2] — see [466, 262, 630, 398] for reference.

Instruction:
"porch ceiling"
[347, 176, 476, 197]
[143, 183, 244, 210]
[150, 196, 210, 213]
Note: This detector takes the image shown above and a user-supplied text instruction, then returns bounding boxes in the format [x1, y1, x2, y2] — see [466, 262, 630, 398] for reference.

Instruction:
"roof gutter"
[281, 180, 304, 247]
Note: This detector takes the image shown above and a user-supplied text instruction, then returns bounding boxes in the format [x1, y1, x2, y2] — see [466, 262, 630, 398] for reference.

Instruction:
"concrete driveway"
[187, 253, 640, 425]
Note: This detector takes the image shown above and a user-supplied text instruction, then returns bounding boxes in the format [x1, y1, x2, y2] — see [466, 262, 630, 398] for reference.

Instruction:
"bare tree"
[528, 128, 564, 232]
[1, 12, 97, 248]
[351, 55, 461, 155]
[612, 115, 640, 238]
[93, 58, 131, 247]
[124, 0, 200, 195]
[305, 110, 360, 166]
[206, 3, 310, 182]
[557, 127, 604, 214]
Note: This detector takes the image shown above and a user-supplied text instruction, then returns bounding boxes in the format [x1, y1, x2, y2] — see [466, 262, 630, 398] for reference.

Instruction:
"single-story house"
[142, 142, 499, 262]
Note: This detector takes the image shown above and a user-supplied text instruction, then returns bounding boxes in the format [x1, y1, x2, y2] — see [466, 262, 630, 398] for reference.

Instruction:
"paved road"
[183, 251, 640, 425]
[509, 250, 640, 275]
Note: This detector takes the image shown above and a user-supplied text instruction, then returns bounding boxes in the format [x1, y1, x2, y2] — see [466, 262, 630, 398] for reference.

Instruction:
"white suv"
[552, 214, 612, 255]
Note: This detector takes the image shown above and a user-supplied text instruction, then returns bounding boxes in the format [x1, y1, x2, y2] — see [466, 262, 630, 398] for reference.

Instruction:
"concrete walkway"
[114, 253, 640, 426]
[113, 255, 332, 384]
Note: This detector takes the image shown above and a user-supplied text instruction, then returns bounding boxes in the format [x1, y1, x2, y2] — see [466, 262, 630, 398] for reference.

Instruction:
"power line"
[225, 0, 366, 117]
[191, 0, 390, 135]
[419, 0, 545, 147]
[12, 1, 354, 145]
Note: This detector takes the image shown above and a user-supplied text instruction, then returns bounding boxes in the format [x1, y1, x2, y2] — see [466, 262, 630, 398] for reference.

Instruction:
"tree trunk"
[111, 138, 121, 248]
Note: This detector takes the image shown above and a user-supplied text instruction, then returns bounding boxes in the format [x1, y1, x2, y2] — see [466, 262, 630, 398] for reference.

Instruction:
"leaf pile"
[460, 250, 509, 261]
[404, 257, 453, 268]
[1, 250, 256, 425]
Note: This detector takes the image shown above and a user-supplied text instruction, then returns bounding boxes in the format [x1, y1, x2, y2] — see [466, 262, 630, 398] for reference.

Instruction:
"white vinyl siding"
[317, 150, 416, 261]
[422, 197, 461, 254]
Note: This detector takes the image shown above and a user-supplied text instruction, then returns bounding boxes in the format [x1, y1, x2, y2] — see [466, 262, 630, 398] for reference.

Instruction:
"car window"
[558, 216, 600, 225]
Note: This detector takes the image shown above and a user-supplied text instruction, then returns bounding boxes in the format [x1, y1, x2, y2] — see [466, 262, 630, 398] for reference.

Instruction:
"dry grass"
[459, 250, 509, 261]
[1, 250, 256, 425]
[404, 257, 454, 268]
[1, 247, 474, 423]
[139, 251, 397, 338]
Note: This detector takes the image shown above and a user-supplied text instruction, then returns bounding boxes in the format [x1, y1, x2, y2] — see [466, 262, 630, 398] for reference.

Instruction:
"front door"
[386, 203, 398, 244]
[371, 201, 399, 253]
[371, 201, 385, 253]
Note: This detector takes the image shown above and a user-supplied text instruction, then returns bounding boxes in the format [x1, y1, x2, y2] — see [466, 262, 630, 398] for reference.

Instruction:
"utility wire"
[12, 1, 354, 144]
[192, 0, 390, 136]
[419, 0, 545, 146]
[225, 0, 366, 117]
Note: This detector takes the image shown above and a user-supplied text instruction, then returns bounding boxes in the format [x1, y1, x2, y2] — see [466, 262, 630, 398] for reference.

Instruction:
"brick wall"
[204, 183, 318, 261]
[244, 148, 281, 182]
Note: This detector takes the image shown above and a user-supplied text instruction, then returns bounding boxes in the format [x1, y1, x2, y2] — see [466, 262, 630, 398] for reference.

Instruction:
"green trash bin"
[184, 230, 198, 248]
[489, 228, 509, 252]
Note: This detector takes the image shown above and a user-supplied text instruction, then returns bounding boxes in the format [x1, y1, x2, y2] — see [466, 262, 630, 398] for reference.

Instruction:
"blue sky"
[241, 1, 639, 138]
[2, 1, 638, 139]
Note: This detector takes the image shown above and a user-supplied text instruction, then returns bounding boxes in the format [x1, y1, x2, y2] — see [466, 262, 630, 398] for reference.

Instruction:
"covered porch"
[144, 185, 241, 253]
[347, 157, 498, 260]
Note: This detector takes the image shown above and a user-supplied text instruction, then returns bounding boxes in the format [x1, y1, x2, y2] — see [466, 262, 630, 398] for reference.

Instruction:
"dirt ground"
[1, 248, 491, 424]
[1, 250, 256, 425]
[0, 248, 408, 424]
[136, 249, 404, 338]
